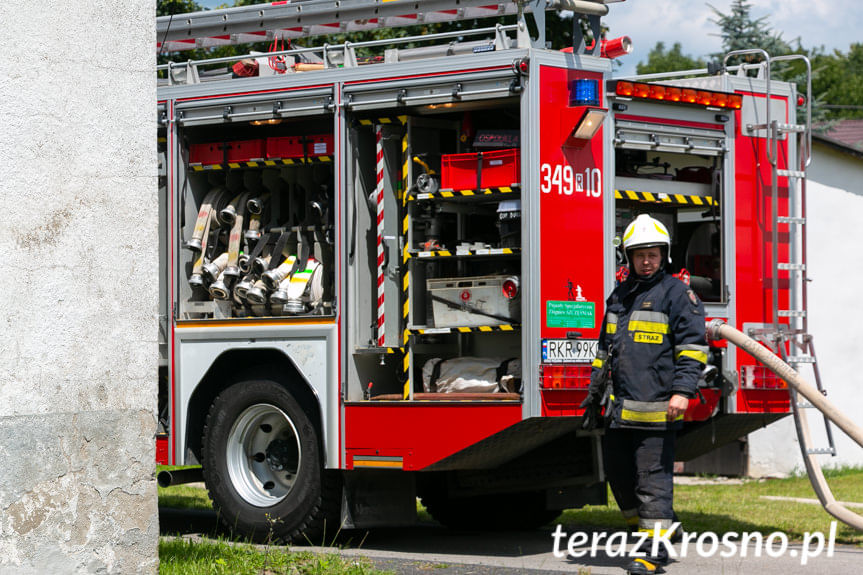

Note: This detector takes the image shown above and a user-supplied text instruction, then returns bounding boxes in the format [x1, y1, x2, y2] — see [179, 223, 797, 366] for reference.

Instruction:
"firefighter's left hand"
[667, 394, 689, 421]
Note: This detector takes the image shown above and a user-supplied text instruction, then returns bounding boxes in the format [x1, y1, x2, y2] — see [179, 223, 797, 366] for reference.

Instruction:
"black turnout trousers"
[603, 427, 676, 564]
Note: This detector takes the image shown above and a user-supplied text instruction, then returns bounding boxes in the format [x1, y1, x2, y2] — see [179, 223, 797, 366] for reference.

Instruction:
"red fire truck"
[156, 0, 818, 541]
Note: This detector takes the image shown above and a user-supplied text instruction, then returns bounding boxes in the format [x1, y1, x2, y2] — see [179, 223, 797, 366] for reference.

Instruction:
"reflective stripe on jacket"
[592, 269, 707, 430]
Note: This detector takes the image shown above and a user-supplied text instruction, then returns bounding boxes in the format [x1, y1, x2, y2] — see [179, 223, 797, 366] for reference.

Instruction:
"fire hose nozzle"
[244, 229, 261, 242]
[247, 198, 263, 214]
[270, 288, 289, 305]
[706, 318, 728, 342]
[219, 204, 238, 226]
[185, 238, 203, 252]
[245, 280, 270, 305]
[209, 273, 233, 300]
[283, 299, 306, 314]
[223, 266, 241, 279]
[234, 277, 254, 300]
[251, 255, 271, 276]
[262, 256, 298, 290]
[188, 273, 205, 288]
[238, 254, 251, 274]
[202, 252, 229, 283]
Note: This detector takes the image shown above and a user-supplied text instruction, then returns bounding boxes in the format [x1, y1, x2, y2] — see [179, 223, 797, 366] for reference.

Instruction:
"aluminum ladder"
[725, 49, 837, 458]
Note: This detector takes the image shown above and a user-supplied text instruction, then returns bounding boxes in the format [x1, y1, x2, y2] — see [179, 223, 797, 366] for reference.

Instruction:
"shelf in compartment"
[368, 392, 521, 402]
[353, 346, 403, 355]
[408, 247, 520, 259]
[408, 184, 520, 201]
[408, 324, 520, 335]
[188, 155, 334, 171]
[615, 189, 717, 207]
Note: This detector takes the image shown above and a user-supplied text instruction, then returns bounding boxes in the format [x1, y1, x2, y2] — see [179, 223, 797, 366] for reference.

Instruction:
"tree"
[636, 42, 705, 75]
[708, 0, 795, 60]
[811, 44, 863, 120]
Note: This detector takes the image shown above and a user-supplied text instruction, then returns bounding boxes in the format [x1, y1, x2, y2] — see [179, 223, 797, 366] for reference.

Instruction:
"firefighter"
[581, 214, 708, 575]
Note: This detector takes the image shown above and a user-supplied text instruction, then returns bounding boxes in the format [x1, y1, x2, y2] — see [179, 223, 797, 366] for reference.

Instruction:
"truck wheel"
[421, 490, 561, 530]
[201, 379, 340, 543]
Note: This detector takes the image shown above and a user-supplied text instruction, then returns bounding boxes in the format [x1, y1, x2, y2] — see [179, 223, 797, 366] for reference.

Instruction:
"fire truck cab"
[157, 0, 809, 541]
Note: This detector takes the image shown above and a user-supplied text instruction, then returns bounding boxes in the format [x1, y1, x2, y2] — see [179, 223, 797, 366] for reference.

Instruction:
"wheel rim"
[226, 403, 302, 507]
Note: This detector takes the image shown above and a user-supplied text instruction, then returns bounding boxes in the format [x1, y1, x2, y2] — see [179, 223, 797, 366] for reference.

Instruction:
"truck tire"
[201, 379, 340, 543]
[421, 490, 561, 530]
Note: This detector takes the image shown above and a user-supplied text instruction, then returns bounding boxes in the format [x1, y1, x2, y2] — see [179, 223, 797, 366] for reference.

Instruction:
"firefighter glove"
[580, 395, 602, 431]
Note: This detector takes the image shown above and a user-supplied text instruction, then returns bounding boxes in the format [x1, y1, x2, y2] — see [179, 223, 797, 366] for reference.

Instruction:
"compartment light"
[250, 118, 282, 126]
[564, 106, 608, 148]
[611, 81, 741, 110]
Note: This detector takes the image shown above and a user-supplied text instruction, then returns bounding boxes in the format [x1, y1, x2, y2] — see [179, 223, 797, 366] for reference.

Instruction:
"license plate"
[542, 339, 598, 363]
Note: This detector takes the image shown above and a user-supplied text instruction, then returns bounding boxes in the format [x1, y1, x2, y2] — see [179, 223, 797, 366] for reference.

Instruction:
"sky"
[196, 0, 862, 77]
[603, 0, 863, 76]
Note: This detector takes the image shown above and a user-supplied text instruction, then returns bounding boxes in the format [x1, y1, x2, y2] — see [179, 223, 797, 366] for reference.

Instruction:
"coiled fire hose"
[707, 319, 863, 531]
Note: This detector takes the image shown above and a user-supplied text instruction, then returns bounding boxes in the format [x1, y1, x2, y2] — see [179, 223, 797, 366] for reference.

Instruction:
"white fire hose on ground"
[707, 319, 863, 531]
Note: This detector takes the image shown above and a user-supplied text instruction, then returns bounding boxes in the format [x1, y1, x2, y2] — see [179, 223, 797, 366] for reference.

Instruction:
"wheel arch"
[185, 348, 326, 466]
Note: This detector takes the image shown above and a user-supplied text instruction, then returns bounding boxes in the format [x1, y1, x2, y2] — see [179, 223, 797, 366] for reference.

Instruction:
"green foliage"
[708, 0, 795, 60]
[811, 43, 863, 120]
[636, 42, 705, 75]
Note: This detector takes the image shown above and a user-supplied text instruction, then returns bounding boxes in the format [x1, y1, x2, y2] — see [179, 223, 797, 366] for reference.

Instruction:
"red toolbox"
[306, 134, 334, 157]
[441, 148, 520, 190]
[225, 139, 266, 162]
[189, 142, 224, 165]
[266, 136, 305, 159]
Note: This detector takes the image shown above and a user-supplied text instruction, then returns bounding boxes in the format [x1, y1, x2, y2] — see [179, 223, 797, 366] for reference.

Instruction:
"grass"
[556, 466, 863, 545]
[157, 465, 863, 572]
[159, 538, 391, 575]
[157, 466, 211, 510]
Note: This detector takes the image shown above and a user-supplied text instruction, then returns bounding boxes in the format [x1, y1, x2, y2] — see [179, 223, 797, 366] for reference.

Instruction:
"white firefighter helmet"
[622, 214, 671, 262]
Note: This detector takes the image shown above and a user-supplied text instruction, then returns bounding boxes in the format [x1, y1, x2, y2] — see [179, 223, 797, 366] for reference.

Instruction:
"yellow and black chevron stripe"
[409, 325, 520, 335]
[409, 185, 518, 200]
[190, 157, 331, 171]
[400, 125, 411, 400]
[358, 116, 408, 127]
[615, 190, 717, 206]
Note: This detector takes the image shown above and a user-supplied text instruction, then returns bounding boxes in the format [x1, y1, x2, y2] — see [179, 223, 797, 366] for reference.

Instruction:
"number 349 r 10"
[540, 163, 602, 198]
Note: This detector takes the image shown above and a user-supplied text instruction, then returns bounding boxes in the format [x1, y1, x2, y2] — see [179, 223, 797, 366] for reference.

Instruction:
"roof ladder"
[156, 0, 614, 53]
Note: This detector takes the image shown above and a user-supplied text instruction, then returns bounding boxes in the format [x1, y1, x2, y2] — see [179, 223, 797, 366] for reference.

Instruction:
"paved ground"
[160, 507, 863, 575]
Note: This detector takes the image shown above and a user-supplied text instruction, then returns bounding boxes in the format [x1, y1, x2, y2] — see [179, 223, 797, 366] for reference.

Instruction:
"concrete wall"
[0, 2, 158, 573]
[747, 176, 863, 477]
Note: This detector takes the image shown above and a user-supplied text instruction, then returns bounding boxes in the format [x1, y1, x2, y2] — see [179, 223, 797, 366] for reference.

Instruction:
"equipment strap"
[429, 294, 513, 324]
[246, 231, 272, 264]
[267, 231, 293, 271]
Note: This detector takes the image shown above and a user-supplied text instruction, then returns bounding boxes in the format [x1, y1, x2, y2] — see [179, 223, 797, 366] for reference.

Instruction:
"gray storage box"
[427, 275, 520, 327]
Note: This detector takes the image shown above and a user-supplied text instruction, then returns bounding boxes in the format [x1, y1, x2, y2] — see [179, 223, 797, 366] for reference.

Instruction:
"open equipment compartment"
[177, 116, 336, 320]
[612, 111, 728, 304]
[347, 97, 524, 401]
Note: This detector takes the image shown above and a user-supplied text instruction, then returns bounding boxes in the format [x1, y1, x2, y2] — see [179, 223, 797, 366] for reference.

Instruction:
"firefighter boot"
[624, 558, 663, 575]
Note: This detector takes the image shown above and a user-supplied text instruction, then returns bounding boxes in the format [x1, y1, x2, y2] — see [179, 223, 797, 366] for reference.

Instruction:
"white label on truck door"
[542, 339, 598, 363]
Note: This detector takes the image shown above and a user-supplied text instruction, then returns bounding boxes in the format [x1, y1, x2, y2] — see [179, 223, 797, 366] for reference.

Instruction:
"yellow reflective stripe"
[677, 349, 708, 363]
[627, 320, 668, 334]
[607, 323, 617, 334]
[621, 409, 683, 423]
[592, 358, 604, 369]
[632, 558, 657, 572]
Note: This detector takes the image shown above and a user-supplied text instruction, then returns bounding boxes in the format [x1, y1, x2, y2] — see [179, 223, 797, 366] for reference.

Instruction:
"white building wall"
[747, 175, 863, 477]
[0, 2, 158, 573]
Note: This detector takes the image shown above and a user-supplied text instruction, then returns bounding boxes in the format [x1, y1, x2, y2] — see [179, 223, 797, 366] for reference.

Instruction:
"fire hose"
[707, 319, 863, 531]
